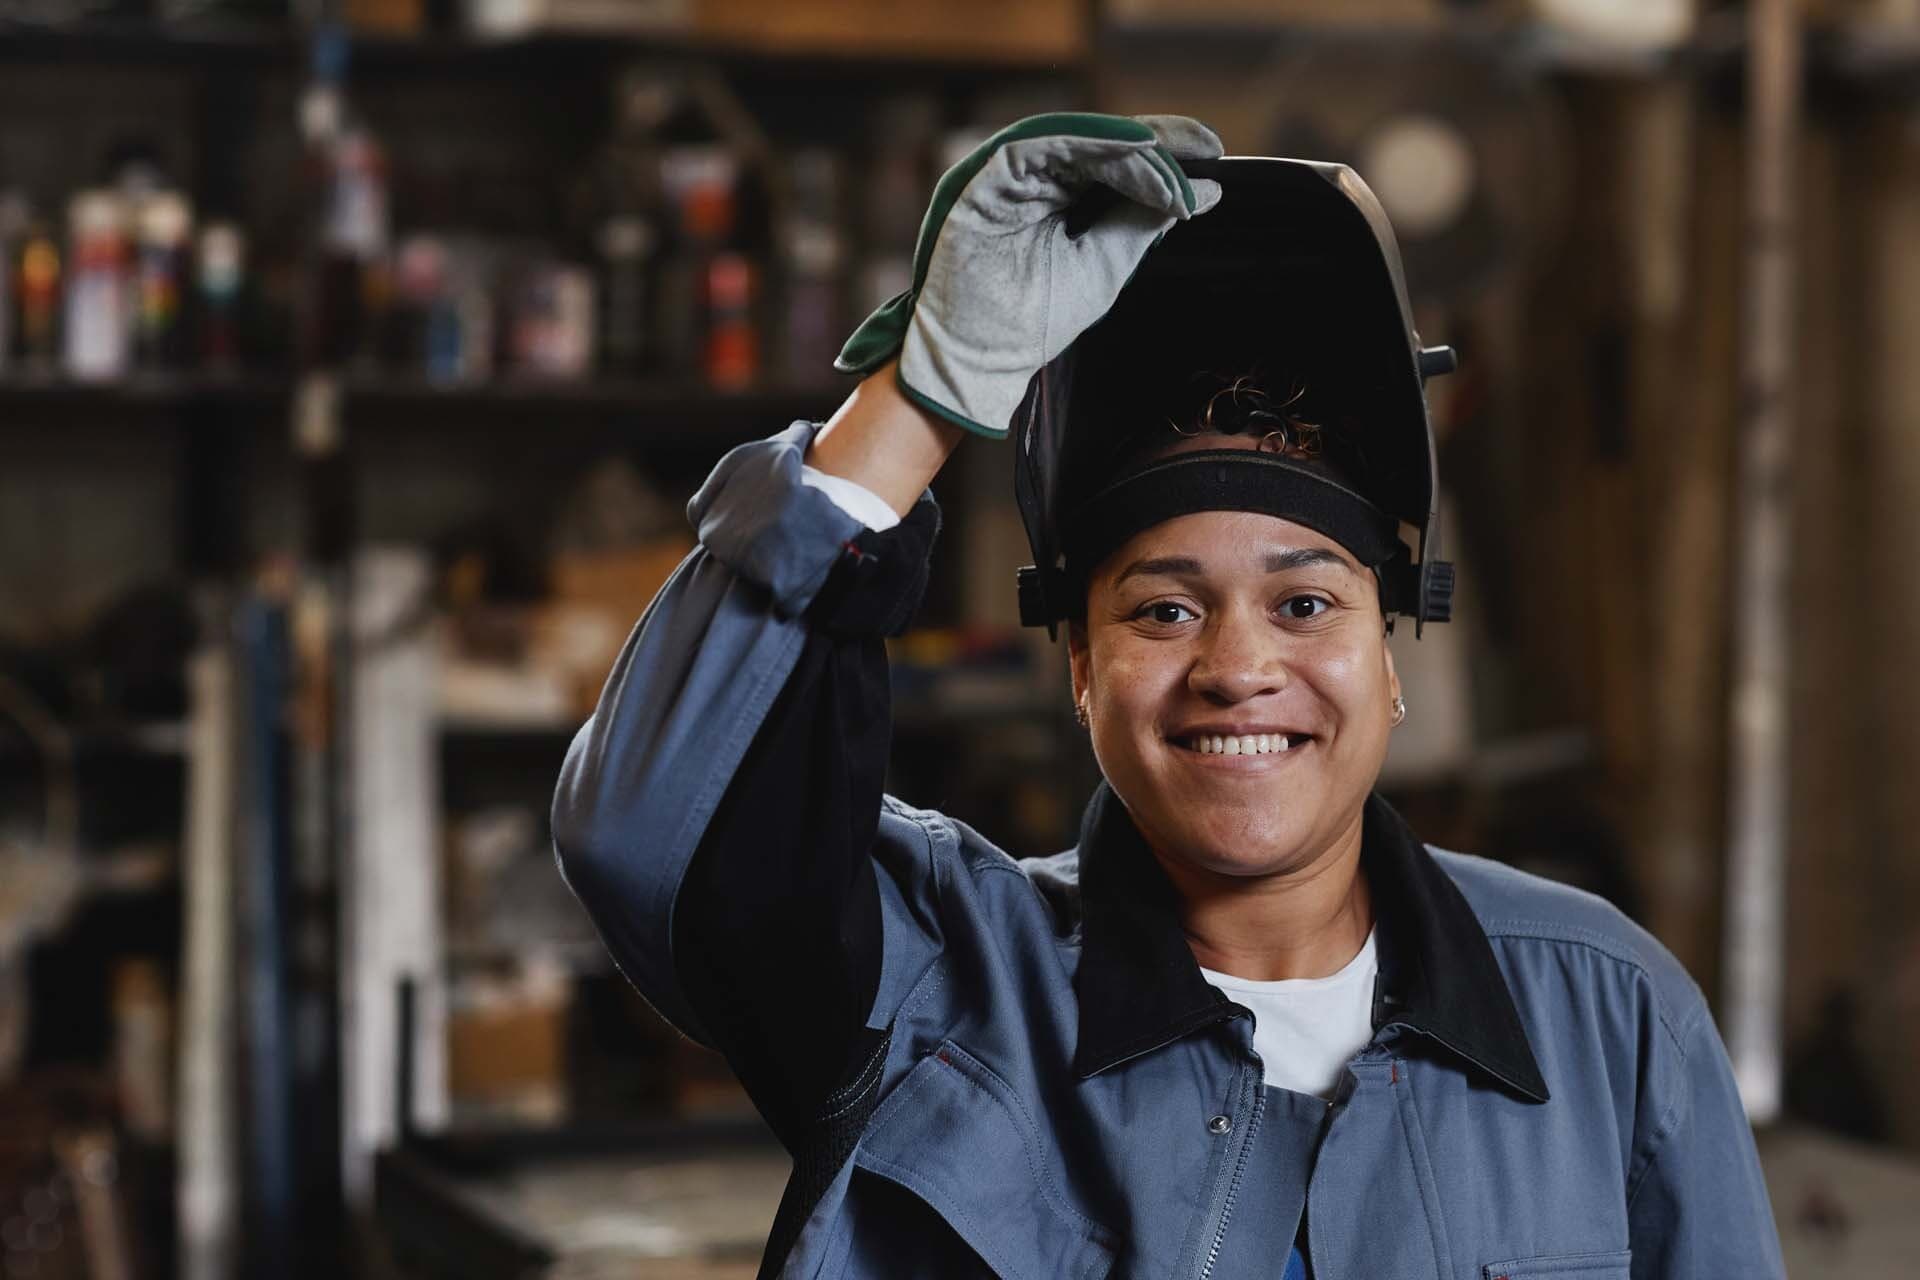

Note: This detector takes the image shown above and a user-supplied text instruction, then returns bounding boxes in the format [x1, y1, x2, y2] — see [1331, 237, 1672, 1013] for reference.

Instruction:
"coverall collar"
[1070, 781, 1551, 1103]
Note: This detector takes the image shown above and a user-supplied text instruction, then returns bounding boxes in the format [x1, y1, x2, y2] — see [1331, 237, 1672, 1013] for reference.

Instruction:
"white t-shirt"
[801, 464, 902, 531]
[1199, 927, 1378, 1100]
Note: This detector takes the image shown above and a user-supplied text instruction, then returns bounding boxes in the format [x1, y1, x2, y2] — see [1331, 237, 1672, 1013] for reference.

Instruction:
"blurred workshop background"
[2, 0, 1918, 1276]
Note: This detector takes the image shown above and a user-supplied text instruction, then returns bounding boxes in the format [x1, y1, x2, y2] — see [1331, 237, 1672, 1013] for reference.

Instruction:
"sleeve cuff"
[800, 464, 903, 532]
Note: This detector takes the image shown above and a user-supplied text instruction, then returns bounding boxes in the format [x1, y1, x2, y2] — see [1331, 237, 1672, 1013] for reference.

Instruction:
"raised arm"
[555, 111, 1226, 1140]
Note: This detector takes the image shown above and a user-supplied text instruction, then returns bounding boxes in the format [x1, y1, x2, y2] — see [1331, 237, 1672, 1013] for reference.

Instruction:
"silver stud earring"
[1074, 699, 1089, 728]
[1390, 695, 1407, 727]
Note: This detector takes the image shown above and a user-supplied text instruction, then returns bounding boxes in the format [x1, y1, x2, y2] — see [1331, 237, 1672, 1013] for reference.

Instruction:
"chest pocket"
[834, 1039, 1118, 1280]
[1483, 1250, 1632, 1280]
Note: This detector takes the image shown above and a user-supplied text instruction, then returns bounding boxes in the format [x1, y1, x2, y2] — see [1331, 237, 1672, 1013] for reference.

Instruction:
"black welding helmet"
[1013, 156, 1460, 638]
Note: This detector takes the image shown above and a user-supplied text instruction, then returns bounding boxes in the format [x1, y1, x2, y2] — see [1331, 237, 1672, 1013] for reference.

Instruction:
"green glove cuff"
[835, 289, 913, 377]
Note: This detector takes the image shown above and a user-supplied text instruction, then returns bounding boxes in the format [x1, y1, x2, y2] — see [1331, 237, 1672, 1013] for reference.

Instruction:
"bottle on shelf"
[595, 213, 656, 379]
[195, 222, 248, 374]
[14, 217, 62, 374]
[316, 124, 392, 371]
[63, 189, 134, 382]
[773, 148, 845, 388]
[576, 71, 672, 381]
[509, 259, 596, 380]
[663, 144, 770, 392]
[703, 248, 755, 391]
[657, 144, 734, 385]
[0, 189, 27, 376]
[134, 192, 194, 372]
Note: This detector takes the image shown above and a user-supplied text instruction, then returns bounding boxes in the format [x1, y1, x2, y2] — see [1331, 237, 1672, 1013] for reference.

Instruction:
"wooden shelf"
[0, 18, 1083, 80]
[0, 373, 842, 436]
[0, 372, 287, 418]
[341, 374, 841, 436]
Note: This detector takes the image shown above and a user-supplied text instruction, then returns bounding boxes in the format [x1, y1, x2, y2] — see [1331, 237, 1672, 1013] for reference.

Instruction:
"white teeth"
[1189, 733, 1298, 755]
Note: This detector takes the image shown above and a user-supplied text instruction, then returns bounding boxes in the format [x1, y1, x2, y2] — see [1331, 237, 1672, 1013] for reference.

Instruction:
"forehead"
[1099, 510, 1360, 581]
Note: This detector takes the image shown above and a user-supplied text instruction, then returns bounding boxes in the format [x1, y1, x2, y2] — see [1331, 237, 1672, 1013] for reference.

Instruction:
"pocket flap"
[1484, 1249, 1633, 1280]
[855, 1040, 1116, 1280]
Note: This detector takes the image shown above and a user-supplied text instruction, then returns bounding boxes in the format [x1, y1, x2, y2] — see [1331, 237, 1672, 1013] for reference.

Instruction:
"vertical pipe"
[1723, 0, 1801, 1124]
[178, 640, 237, 1280]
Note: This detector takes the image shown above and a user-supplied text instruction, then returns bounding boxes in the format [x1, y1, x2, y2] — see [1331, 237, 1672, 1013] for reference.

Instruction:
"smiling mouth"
[1174, 733, 1312, 756]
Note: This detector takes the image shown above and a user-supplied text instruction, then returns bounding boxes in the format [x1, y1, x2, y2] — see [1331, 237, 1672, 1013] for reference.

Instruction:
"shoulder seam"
[1478, 920, 1700, 1054]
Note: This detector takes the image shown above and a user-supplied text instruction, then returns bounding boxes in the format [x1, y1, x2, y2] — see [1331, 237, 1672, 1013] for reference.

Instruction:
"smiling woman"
[551, 118, 1783, 1279]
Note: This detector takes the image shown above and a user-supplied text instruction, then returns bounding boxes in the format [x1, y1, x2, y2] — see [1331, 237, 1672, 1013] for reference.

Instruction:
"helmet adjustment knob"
[1423, 559, 1456, 625]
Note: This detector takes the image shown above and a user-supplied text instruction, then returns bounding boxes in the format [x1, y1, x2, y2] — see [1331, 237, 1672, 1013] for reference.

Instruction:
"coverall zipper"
[1196, 1039, 1265, 1280]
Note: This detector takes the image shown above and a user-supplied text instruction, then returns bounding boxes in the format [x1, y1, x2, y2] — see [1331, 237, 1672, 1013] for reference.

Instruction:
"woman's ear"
[1383, 638, 1402, 706]
[1067, 619, 1091, 712]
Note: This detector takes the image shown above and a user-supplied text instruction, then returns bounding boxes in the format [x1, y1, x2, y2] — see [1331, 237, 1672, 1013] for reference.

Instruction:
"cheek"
[1088, 635, 1183, 716]
[1312, 644, 1393, 732]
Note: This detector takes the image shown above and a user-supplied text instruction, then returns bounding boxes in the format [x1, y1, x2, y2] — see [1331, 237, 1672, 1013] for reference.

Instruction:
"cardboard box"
[448, 968, 571, 1122]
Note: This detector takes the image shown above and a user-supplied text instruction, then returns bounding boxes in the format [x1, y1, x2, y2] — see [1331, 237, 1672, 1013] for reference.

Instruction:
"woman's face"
[1067, 492, 1401, 883]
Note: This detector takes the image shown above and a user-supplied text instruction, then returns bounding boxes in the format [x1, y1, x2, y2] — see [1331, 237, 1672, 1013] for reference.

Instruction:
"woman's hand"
[835, 112, 1226, 442]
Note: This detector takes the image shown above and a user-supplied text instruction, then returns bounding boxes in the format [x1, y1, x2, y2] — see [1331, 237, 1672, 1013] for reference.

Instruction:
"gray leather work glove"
[834, 112, 1225, 439]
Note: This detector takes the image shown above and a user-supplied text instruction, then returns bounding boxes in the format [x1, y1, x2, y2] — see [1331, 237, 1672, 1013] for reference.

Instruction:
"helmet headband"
[1055, 449, 1411, 618]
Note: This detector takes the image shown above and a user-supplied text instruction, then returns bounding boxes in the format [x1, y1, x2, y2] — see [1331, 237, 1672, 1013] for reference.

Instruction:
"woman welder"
[551, 114, 1784, 1278]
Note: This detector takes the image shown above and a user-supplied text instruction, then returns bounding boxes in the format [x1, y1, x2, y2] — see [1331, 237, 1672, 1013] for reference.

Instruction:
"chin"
[1146, 808, 1319, 880]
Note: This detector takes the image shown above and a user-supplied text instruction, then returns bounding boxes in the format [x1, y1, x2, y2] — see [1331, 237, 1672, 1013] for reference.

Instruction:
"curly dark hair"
[1087, 366, 1375, 499]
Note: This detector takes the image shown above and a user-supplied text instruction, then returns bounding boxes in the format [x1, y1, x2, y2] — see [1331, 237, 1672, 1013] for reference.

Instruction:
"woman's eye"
[1140, 601, 1197, 625]
[1281, 595, 1331, 620]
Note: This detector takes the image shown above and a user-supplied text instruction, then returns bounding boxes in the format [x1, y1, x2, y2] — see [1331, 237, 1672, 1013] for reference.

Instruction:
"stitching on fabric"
[967, 859, 1038, 883]
[896, 958, 952, 1026]
[854, 1055, 1118, 1274]
[1041, 207, 1055, 365]
[860, 1046, 946, 1137]
[1623, 1011, 1701, 1214]
[935, 1041, 1116, 1244]
[880, 794, 952, 947]
[1392, 1071, 1455, 1279]
[819, 1031, 892, 1122]
[1476, 922, 1693, 1052]
[1480, 1248, 1632, 1277]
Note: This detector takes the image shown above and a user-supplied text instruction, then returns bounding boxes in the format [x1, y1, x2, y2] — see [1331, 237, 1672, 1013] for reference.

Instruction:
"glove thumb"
[1132, 114, 1224, 161]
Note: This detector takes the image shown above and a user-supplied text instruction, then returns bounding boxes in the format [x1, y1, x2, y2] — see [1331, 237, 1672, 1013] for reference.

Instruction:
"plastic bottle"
[64, 190, 133, 381]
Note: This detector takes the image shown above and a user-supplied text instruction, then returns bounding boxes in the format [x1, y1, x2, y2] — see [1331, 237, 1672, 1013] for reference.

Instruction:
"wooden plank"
[696, 0, 1085, 62]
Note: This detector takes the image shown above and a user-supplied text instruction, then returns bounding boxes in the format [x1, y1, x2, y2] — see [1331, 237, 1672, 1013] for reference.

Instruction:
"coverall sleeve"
[1626, 1000, 1786, 1278]
[550, 421, 940, 1143]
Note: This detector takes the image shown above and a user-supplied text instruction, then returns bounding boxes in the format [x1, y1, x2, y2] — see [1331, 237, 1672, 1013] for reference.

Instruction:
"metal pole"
[1723, 0, 1801, 1124]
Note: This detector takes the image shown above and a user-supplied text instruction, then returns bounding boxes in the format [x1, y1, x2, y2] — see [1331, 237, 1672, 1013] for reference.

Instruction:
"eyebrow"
[1112, 547, 1360, 586]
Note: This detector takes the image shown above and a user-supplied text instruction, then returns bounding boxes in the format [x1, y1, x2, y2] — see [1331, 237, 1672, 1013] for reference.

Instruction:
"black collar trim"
[1070, 782, 1550, 1103]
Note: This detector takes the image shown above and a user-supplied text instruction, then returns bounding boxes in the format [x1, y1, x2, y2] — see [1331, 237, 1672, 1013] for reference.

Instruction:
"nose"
[1188, 605, 1288, 704]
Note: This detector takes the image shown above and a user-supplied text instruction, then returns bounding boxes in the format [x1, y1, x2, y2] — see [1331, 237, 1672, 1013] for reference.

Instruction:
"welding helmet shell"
[1013, 156, 1459, 637]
